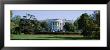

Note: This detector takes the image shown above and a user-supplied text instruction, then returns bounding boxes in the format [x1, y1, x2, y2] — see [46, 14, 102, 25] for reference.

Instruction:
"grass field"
[11, 34, 99, 40]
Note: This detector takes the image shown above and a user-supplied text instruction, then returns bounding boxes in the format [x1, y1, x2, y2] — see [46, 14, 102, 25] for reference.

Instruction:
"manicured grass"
[11, 34, 99, 40]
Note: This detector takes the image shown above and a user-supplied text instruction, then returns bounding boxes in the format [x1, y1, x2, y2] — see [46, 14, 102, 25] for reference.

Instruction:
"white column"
[52, 22, 54, 30]
[52, 22, 53, 31]
[57, 22, 59, 29]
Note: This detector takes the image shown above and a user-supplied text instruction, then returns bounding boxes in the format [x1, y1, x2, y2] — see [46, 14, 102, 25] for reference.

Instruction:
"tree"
[11, 15, 21, 34]
[40, 21, 49, 31]
[10, 11, 13, 17]
[73, 18, 80, 32]
[34, 21, 43, 32]
[77, 13, 100, 39]
[20, 14, 36, 34]
[77, 13, 95, 37]
[93, 10, 100, 26]
[20, 14, 44, 34]
[91, 10, 100, 39]
[63, 22, 74, 32]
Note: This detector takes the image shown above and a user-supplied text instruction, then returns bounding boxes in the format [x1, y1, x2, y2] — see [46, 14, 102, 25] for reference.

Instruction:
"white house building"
[47, 19, 65, 32]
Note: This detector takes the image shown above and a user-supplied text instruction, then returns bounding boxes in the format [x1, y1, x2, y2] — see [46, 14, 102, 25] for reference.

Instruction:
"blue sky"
[12, 10, 95, 21]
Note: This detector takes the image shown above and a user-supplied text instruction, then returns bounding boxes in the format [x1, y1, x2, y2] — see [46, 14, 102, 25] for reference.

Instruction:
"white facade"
[47, 19, 65, 32]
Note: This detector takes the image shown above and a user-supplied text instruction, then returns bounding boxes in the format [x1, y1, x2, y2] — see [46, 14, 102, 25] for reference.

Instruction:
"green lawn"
[11, 34, 99, 40]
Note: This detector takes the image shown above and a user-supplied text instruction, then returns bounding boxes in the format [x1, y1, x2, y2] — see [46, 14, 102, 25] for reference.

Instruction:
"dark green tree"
[63, 22, 74, 32]
[77, 13, 95, 37]
[41, 21, 49, 31]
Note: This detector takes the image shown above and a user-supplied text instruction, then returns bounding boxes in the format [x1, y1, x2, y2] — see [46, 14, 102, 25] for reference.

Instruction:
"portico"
[47, 19, 64, 32]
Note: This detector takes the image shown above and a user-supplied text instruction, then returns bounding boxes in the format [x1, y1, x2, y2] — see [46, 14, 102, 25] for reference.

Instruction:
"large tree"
[77, 13, 100, 39]
[11, 15, 21, 34]
[19, 14, 44, 34]
[77, 13, 96, 36]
